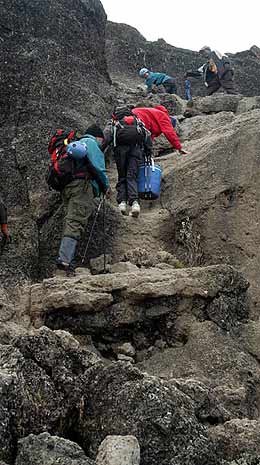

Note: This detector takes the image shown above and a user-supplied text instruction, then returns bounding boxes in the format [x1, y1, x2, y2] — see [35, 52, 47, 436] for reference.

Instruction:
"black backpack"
[111, 106, 147, 147]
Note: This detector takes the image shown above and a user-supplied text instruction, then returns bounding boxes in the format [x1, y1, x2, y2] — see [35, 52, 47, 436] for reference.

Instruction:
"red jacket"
[131, 105, 182, 150]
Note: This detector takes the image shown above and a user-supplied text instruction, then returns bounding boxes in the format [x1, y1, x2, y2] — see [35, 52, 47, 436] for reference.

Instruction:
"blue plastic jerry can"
[138, 159, 162, 200]
[66, 141, 87, 160]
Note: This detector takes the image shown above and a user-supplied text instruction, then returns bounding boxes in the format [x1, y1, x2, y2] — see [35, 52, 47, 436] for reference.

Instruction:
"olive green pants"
[62, 179, 94, 240]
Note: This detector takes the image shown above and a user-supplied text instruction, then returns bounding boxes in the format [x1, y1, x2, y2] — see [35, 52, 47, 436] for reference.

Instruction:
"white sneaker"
[131, 201, 140, 218]
[118, 201, 127, 215]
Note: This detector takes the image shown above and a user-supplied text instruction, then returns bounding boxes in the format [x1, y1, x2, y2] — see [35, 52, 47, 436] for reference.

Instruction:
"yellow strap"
[64, 138, 68, 145]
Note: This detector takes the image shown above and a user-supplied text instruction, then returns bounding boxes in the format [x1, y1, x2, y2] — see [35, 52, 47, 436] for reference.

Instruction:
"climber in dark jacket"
[0, 195, 9, 240]
[186, 46, 237, 95]
[103, 107, 153, 218]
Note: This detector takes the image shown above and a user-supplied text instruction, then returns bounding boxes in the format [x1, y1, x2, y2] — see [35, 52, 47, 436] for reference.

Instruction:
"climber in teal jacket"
[79, 133, 110, 197]
[57, 125, 110, 274]
[139, 68, 177, 94]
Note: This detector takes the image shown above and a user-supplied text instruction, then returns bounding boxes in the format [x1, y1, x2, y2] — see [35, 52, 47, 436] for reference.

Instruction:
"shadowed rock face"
[0, 328, 100, 463]
[106, 21, 260, 97]
[0, 0, 112, 285]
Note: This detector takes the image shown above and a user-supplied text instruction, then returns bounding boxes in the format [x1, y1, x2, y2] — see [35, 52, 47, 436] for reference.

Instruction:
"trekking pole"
[102, 195, 106, 273]
[81, 197, 104, 264]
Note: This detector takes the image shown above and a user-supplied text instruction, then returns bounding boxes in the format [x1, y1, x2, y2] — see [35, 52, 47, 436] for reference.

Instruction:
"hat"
[85, 124, 104, 138]
[139, 67, 149, 77]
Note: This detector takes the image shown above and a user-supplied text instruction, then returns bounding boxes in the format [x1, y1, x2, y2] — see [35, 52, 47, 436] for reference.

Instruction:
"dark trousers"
[114, 145, 143, 206]
[207, 71, 237, 95]
[163, 79, 177, 94]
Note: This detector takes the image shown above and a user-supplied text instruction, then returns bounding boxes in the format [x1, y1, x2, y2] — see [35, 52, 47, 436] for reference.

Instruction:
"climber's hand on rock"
[179, 149, 189, 155]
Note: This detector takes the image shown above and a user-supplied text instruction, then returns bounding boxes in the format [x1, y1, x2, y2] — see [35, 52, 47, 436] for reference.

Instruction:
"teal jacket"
[79, 134, 109, 196]
[145, 72, 173, 91]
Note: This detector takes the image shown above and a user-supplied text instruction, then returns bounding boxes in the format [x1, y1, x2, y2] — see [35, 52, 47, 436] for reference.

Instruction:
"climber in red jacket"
[130, 105, 188, 154]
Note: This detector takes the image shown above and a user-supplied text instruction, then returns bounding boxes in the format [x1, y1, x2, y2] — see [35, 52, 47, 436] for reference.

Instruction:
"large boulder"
[16, 432, 94, 465]
[0, 328, 100, 462]
[161, 106, 260, 314]
[29, 265, 249, 335]
[79, 362, 216, 465]
[209, 419, 260, 463]
[137, 321, 260, 420]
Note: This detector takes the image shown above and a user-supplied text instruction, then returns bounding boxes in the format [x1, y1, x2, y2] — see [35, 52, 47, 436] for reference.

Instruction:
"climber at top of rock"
[139, 67, 178, 95]
[186, 46, 238, 96]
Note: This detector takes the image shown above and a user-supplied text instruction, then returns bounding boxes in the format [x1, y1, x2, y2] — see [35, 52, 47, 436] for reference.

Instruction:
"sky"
[100, 0, 259, 54]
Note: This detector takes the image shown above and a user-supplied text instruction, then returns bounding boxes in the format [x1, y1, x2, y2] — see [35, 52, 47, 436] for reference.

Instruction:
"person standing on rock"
[139, 68, 178, 95]
[184, 75, 192, 101]
[131, 105, 188, 155]
[103, 106, 153, 218]
[56, 125, 110, 273]
[186, 46, 237, 95]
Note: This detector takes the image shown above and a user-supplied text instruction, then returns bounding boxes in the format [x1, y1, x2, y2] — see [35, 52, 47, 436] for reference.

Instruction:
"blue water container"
[66, 141, 87, 160]
[138, 160, 162, 200]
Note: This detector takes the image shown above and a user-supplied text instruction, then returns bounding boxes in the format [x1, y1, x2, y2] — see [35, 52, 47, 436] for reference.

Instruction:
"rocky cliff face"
[0, 0, 112, 286]
[106, 21, 260, 97]
[1, 1, 260, 465]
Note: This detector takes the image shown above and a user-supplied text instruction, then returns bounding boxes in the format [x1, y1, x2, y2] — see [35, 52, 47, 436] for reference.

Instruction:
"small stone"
[75, 267, 91, 276]
[116, 342, 136, 357]
[110, 262, 139, 274]
[90, 255, 112, 274]
[95, 435, 140, 465]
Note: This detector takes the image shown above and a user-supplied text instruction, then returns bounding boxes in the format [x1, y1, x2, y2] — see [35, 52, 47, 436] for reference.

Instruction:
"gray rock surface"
[2, 3, 260, 465]
[16, 432, 93, 465]
[0, 0, 112, 285]
[29, 265, 249, 334]
[0, 327, 100, 462]
[137, 321, 260, 420]
[160, 107, 260, 315]
[80, 362, 216, 465]
[209, 419, 260, 463]
[95, 435, 140, 465]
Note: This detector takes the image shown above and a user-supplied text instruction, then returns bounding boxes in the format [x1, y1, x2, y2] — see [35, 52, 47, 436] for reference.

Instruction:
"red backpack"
[46, 129, 78, 191]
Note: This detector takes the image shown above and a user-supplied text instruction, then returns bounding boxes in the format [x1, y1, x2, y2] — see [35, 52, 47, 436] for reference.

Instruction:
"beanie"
[86, 124, 104, 138]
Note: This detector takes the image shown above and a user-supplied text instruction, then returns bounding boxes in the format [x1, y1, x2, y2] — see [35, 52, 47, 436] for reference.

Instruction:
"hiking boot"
[118, 201, 127, 215]
[56, 259, 75, 277]
[131, 201, 140, 218]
